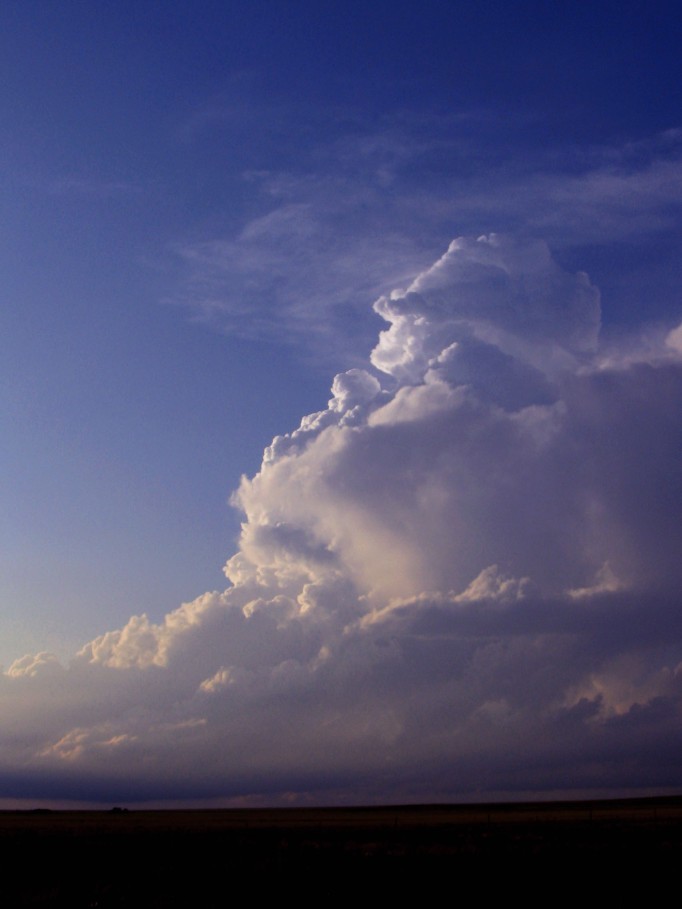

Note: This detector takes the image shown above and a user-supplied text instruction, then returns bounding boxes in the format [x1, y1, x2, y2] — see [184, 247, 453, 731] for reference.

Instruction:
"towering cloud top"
[372, 234, 601, 385]
[4, 236, 682, 805]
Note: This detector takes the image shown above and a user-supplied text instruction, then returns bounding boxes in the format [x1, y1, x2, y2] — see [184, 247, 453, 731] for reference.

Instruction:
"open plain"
[2, 795, 681, 905]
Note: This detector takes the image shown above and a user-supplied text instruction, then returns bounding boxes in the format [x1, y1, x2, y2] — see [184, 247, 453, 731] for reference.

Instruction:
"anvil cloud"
[4, 235, 682, 805]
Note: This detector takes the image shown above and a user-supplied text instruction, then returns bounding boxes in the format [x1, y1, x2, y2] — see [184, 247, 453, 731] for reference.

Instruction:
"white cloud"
[4, 235, 682, 803]
[371, 234, 601, 383]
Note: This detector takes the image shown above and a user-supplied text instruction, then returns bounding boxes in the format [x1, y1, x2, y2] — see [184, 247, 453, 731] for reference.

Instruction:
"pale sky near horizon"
[2, 1, 682, 805]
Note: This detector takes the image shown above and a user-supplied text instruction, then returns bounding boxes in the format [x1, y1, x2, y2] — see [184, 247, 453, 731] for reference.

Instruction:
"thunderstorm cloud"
[5, 234, 682, 804]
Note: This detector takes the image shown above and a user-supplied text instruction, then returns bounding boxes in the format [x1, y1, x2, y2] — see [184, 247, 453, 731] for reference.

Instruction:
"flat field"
[2, 796, 681, 905]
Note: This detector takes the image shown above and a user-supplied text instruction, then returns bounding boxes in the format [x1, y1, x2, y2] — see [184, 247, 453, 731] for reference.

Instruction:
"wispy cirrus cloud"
[170, 107, 682, 361]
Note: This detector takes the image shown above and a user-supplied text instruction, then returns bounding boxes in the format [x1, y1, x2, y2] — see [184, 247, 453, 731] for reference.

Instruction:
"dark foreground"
[2, 796, 681, 905]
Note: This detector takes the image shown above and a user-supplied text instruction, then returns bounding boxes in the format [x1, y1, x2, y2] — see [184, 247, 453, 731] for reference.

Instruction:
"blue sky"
[2, 2, 682, 805]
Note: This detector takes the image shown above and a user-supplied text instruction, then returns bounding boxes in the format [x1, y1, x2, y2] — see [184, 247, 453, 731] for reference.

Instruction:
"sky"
[1, 1, 682, 806]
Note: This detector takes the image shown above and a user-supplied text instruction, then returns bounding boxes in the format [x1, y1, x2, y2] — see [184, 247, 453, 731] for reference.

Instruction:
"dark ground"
[2, 795, 681, 905]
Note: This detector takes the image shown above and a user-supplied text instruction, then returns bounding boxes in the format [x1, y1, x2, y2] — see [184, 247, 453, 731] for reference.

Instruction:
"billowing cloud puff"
[372, 234, 601, 384]
[4, 235, 682, 804]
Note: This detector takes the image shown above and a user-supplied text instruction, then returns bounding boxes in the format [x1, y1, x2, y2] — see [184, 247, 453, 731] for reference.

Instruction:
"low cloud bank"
[6, 235, 682, 804]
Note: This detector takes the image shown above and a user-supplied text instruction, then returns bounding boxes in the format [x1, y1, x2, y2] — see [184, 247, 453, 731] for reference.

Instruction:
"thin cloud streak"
[171, 114, 682, 362]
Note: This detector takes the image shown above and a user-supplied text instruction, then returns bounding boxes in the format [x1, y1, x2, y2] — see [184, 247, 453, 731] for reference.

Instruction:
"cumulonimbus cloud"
[5, 234, 682, 804]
